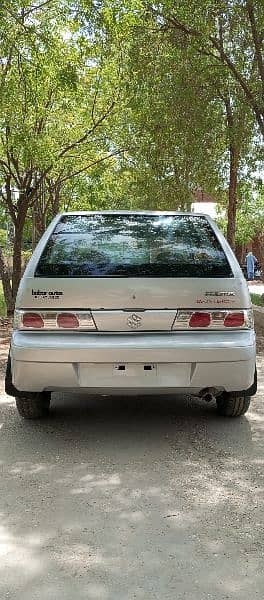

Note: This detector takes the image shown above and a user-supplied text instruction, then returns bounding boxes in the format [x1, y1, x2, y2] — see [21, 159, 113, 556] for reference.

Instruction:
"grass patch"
[0, 282, 6, 316]
[251, 293, 264, 307]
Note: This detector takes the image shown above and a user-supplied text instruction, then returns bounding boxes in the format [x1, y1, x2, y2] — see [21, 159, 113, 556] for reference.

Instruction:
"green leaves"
[0, 0, 262, 232]
[0, 0, 121, 185]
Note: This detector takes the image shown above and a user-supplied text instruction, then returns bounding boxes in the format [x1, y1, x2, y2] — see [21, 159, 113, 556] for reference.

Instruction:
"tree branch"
[4, 127, 22, 186]
[58, 100, 116, 160]
[0, 175, 17, 224]
[246, 0, 264, 92]
[34, 88, 54, 135]
[210, 34, 264, 136]
[24, 0, 54, 17]
[0, 147, 20, 187]
[166, 11, 264, 137]
[0, 46, 14, 90]
[60, 148, 125, 183]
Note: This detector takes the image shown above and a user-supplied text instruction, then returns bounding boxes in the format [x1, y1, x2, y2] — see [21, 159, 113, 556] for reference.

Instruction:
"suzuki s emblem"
[127, 313, 142, 329]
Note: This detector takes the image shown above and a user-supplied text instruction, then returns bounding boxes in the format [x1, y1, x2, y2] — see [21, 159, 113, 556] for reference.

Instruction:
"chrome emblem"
[127, 313, 142, 329]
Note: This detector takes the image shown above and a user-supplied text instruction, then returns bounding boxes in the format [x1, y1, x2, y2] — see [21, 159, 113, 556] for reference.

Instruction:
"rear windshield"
[35, 214, 233, 278]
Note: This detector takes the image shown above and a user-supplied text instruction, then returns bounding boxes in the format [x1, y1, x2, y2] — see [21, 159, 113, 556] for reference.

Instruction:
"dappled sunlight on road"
[0, 353, 263, 599]
[0, 522, 48, 586]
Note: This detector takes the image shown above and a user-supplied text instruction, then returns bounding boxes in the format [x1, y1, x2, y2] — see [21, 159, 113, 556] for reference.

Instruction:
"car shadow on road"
[49, 390, 255, 453]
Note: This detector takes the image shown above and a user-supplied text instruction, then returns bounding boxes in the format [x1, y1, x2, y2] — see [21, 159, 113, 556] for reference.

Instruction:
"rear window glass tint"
[35, 214, 233, 278]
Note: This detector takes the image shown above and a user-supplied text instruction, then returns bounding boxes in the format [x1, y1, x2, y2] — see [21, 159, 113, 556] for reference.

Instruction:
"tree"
[104, 14, 227, 208]
[157, 0, 264, 137]
[219, 179, 264, 244]
[0, 0, 122, 313]
[108, 0, 260, 249]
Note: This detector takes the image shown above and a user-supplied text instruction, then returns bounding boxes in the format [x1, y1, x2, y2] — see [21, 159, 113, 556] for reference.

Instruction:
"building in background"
[191, 189, 224, 219]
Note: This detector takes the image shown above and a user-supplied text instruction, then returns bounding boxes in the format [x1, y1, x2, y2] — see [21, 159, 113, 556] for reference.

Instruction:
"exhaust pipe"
[199, 388, 216, 403]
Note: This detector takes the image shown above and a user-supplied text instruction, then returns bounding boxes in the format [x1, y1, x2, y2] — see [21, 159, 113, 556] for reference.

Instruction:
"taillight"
[224, 312, 245, 327]
[22, 313, 44, 329]
[173, 309, 253, 330]
[14, 310, 96, 330]
[57, 313, 79, 329]
[189, 312, 211, 328]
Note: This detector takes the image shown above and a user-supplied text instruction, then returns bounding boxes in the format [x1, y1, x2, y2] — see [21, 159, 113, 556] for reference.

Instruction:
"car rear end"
[7, 211, 256, 417]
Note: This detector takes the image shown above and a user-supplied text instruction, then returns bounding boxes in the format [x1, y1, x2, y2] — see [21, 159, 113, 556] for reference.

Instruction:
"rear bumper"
[10, 330, 256, 394]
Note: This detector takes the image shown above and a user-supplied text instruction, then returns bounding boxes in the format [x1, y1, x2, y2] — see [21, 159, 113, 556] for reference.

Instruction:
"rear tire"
[216, 393, 251, 417]
[15, 393, 51, 419]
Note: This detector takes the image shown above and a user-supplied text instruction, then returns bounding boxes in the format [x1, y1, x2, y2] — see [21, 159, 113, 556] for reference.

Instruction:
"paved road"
[0, 357, 263, 600]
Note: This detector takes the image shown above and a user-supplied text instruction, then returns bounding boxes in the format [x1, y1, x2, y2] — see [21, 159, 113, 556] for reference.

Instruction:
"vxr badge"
[127, 313, 142, 329]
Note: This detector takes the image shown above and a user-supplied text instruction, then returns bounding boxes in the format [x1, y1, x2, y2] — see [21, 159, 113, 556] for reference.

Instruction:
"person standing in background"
[246, 250, 257, 280]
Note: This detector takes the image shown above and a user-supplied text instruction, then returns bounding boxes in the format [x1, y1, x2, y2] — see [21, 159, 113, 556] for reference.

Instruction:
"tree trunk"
[0, 247, 13, 316]
[224, 97, 240, 252]
[52, 184, 61, 217]
[47, 179, 61, 217]
[253, 232, 264, 275]
[226, 143, 239, 251]
[32, 205, 46, 249]
[12, 211, 27, 307]
[32, 179, 47, 249]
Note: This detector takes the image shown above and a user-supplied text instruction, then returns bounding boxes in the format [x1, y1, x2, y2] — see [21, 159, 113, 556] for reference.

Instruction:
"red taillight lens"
[14, 310, 96, 330]
[57, 313, 79, 329]
[224, 312, 245, 327]
[22, 313, 44, 328]
[172, 309, 252, 330]
[189, 312, 211, 328]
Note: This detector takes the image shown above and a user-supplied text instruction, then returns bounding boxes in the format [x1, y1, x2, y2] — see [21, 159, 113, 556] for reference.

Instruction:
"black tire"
[216, 393, 251, 417]
[15, 393, 51, 419]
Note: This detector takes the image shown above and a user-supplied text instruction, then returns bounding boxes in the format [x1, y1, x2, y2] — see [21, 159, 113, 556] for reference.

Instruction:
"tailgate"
[17, 276, 250, 315]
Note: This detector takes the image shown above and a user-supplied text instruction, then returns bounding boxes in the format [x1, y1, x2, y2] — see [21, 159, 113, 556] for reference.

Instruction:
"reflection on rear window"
[35, 214, 233, 278]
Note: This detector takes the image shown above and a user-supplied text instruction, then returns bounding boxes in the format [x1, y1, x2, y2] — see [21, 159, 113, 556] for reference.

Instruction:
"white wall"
[191, 202, 225, 219]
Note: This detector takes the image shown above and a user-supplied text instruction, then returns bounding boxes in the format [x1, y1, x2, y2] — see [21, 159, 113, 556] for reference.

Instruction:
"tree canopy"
[0, 0, 263, 312]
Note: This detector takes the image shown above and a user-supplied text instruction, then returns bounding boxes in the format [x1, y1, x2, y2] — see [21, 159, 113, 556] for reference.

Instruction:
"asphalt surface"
[0, 357, 263, 600]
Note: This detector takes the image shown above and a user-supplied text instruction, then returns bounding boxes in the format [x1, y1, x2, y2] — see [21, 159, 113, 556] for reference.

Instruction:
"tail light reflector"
[173, 309, 253, 330]
[224, 312, 245, 328]
[189, 312, 211, 328]
[57, 313, 79, 329]
[22, 313, 44, 329]
[14, 310, 96, 330]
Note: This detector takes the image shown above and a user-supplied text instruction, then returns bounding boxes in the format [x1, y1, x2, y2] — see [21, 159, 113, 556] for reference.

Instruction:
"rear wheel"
[15, 393, 51, 419]
[216, 393, 251, 417]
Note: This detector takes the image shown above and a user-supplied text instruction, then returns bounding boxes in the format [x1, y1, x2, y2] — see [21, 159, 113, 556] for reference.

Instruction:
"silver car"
[6, 211, 257, 419]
